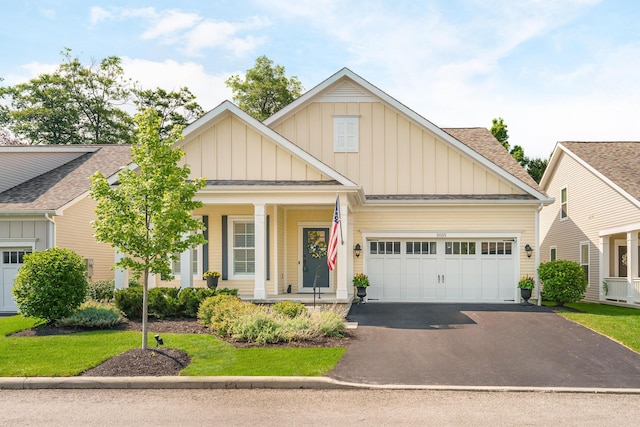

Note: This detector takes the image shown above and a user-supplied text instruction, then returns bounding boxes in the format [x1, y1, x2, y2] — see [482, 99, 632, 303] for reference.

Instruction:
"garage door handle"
[438, 275, 440, 283]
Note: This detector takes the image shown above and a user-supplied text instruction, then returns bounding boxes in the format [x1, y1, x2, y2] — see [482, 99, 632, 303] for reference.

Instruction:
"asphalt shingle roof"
[0, 145, 131, 211]
[560, 141, 640, 202]
[442, 127, 542, 192]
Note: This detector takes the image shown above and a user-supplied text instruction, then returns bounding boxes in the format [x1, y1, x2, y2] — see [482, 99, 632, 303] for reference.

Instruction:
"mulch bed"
[9, 318, 353, 377]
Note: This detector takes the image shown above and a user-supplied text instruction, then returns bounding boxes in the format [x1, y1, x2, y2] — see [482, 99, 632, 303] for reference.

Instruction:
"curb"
[2, 376, 640, 394]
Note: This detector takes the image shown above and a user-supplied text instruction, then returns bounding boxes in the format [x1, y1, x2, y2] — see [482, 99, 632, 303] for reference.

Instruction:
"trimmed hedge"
[539, 260, 588, 306]
[12, 248, 87, 324]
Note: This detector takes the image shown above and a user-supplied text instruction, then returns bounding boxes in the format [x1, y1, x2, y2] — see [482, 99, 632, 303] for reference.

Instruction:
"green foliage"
[87, 279, 115, 302]
[490, 117, 509, 150]
[148, 287, 181, 319]
[526, 157, 549, 184]
[352, 273, 370, 287]
[539, 260, 588, 305]
[517, 275, 536, 290]
[273, 300, 307, 318]
[12, 248, 87, 324]
[178, 288, 215, 318]
[90, 108, 206, 348]
[114, 286, 144, 319]
[225, 55, 303, 121]
[55, 301, 125, 329]
[0, 48, 203, 145]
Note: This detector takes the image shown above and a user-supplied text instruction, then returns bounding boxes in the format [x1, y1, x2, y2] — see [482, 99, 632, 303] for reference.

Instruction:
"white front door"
[1, 248, 31, 313]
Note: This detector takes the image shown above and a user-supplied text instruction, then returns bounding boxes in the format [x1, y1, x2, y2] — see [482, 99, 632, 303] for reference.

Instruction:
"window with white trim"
[171, 246, 201, 278]
[231, 219, 255, 276]
[550, 246, 557, 261]
[580, 242, 590, 285]
[334, 116, 359, 152]
[560, 187, 568, 220]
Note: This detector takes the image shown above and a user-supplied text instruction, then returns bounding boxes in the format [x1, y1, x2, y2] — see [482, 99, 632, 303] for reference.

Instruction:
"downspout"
[536, 203, 542, 306]
[45, 213, 56, 248]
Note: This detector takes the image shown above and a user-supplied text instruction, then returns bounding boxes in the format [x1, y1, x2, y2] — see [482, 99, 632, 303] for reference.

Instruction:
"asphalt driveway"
[330, 303, 640, 388]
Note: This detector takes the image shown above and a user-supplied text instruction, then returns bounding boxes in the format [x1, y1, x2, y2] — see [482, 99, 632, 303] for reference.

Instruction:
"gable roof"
[0, 145, 131, 213]
[181, 100, 357, 187]
[266, 68, 550, 203]
[542, 141, 640, 205]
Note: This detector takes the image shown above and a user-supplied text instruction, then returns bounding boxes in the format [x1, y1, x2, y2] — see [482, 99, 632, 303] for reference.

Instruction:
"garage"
[365, 239, 517, 302]
[1, 247, 30, 313]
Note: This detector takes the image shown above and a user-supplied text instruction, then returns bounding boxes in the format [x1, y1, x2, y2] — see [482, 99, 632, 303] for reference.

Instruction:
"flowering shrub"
[517, 275, 536, 290]
[352, 273, 369, 287]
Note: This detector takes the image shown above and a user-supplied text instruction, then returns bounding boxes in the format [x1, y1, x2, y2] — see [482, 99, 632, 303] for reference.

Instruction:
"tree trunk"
[141, 266, 149, 349]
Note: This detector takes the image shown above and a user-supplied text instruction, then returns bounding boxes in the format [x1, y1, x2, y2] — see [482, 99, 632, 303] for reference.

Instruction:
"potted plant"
[353, 273, 369, 303]
[517, 275, 535, 305]
[203, 271, 221, 289]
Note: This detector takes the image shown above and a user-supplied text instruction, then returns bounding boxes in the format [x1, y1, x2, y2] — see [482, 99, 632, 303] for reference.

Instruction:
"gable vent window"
[334, 116, 359, 152]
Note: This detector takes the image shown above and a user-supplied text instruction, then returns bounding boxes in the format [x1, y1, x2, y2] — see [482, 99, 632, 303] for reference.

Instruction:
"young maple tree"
[90, 108, 205, 349]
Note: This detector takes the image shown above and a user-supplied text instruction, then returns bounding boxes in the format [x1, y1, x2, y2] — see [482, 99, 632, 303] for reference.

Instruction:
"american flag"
[327, 196, 340, 271]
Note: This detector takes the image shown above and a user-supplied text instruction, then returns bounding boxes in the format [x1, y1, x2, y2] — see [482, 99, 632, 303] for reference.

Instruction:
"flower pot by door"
[520, 288, 532, 305]
[206, 276, 219, 289]
[356, 286, 367, 304]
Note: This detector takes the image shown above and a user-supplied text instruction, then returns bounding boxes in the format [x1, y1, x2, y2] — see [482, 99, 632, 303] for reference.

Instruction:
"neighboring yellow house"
[540, 141, 640, 307]
[0, 145, 131, 313]
[154, 68, 552, 304]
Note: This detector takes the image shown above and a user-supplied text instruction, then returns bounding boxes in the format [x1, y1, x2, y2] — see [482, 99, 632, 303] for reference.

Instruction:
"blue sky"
[2, 0, 639, 158]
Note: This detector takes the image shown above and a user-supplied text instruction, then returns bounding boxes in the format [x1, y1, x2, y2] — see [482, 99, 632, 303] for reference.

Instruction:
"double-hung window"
[580, 242, 590, 285]
[232, 219, 255, 276]
[560, 187, 568, 220]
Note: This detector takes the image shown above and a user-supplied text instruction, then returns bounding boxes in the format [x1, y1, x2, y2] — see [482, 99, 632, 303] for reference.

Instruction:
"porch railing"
[603, 277, 640, 304]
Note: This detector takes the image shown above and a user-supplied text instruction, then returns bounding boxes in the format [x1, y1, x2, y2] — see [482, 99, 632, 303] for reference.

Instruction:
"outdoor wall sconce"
[524, 244, 533, 258]
[354, 243, 362, 258]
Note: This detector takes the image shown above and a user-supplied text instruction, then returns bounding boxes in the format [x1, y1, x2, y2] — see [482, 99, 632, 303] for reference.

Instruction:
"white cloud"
[122, 57, 233, 111]
[2, 62, 59, 85]
[139, 10, 202, 41]
[89, 6, 112, 25]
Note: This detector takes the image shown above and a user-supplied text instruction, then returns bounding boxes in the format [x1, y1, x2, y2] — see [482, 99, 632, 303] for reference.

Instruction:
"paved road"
[331, 303, 640, 388]
[2, 389, 640, 426]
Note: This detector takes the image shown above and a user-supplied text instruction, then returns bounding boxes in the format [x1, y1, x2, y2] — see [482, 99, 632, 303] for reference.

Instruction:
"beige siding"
[271, 101, 524, 196]
[540, 151, 640, 302]
[55, 197, 115, 281]
[181, 115, 328, 182]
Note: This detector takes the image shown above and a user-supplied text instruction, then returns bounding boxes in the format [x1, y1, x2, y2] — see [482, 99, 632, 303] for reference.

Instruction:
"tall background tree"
[226, 55, 303, 121]
[490, 117, 549, 183]
[90, 109, 206, 349]
[0, 48, 204, 144]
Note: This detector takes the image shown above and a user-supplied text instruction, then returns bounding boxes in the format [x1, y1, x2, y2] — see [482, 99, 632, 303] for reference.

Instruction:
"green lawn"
[0, 316, 346, 377]
[554, 302, 640, 353]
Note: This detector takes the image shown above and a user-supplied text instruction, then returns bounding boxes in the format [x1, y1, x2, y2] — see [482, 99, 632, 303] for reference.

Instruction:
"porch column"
[336, 197, 349, 300]
[114, 249, 128, 290]
[627, 232, 638, 300]
[179, 245, 193, 289]
[254, 203, 267, 299]
[600, 236, 608, 300]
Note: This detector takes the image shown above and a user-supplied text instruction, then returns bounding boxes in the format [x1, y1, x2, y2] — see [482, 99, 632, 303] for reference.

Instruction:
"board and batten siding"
[354, 206, 538, 279]
[0, 219, 49, 250]
[540, 151, 640, 302]
[55, 197, 115, 281]
[270, 101, 524, 196]
[180, 115, 331, 182]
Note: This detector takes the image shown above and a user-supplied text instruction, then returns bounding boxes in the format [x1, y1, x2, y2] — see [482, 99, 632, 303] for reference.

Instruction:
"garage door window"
[406, 241, 437, 255]
[370, 241, 400, 254]
[3, 249, 31, 264]
[445, 241, 476, 255]
[481, 241, 512, 255]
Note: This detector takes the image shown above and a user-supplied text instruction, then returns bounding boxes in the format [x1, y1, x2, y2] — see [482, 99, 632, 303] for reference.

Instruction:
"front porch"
[600, 227, 640, 306]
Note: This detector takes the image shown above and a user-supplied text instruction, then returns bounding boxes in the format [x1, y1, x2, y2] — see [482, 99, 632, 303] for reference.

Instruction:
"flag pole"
[338, 193, 344, 245]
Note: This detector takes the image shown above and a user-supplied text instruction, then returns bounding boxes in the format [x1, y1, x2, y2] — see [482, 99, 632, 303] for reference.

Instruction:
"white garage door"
[366, 240, 516, 302]
[1, 248, 30, 313]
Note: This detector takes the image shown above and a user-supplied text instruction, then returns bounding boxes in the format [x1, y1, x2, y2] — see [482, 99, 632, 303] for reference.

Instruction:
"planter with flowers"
[203, 271, 221, 289]
[517, 275, 535, 305]
[353, 273, 370, 303]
